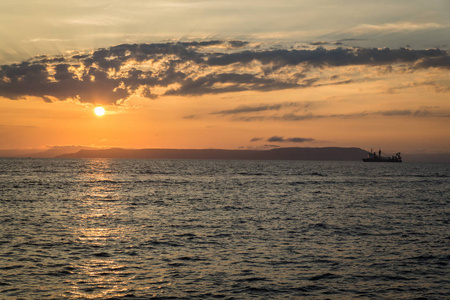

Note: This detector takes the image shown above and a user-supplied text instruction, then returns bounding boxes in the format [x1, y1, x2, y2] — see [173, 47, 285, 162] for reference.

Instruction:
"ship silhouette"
[363, 149, 402, 162]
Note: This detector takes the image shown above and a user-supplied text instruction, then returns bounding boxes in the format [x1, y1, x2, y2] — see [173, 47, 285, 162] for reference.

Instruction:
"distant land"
[0, 146, 97, 158]
[57, 147, 368, 161]
[0, 147, 449, 162]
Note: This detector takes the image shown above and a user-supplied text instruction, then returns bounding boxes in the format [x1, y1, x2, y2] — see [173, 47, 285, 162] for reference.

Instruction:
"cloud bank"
[0, 40, 448, 104]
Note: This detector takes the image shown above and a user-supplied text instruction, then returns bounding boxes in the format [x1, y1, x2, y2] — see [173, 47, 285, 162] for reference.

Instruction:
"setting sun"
[94, 106, 105, 116]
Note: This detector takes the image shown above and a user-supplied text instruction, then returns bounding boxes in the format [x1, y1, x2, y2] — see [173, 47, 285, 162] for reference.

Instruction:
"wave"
[308, 273, 341, 281]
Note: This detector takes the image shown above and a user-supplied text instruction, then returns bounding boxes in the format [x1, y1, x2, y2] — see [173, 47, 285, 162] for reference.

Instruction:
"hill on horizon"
[57, 147, 369, 161]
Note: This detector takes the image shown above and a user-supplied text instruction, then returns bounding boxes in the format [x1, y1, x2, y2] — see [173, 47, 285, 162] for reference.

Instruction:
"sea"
[0, 158, 448, 299]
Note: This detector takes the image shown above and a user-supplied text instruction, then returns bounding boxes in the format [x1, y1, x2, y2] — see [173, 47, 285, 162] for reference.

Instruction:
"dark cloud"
[414, 55, 450, 69]
[227, 41, 249, 48]
[0, 41, 448, 104]
[310, 41, 329, 46]
[267, 136, 314, 143]
[205, 47, 448, 68]
[250, 137, 263, 142]
[289, 137, 315, 143]
[267, 136, 284, 142]
[164, 73, 298, 96]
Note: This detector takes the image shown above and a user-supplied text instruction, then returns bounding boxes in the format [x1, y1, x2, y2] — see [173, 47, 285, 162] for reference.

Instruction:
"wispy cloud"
[232, 109, 450, 122]
[349, 22, 443, 34]
[212, 102, 309, 115]
[25, 38, 71, 43]
[386, 80, 450, 94]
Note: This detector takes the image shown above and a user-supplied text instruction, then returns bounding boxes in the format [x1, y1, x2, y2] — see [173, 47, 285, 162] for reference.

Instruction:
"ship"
[362, 149, 402, 162]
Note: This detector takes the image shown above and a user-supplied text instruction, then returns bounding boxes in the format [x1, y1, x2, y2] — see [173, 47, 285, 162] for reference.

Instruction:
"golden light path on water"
[66, 159, 147, 299]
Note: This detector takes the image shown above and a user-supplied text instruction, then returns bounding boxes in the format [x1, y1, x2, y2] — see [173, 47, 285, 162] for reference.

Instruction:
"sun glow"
[94, 106, 105, 116]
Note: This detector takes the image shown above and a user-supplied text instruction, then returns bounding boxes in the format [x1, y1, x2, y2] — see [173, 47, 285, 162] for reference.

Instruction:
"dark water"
[0, 158, 449, 299]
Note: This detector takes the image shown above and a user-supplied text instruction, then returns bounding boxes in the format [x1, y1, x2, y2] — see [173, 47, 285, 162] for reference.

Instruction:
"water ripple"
[0, 158, 449, 299]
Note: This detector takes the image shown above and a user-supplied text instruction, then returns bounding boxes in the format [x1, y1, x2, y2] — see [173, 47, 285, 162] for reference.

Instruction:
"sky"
[1, 0, 449, 154]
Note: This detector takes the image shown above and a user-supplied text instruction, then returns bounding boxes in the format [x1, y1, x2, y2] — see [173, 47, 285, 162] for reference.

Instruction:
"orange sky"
[0, 1, 449, 154]
[1, 68, 449, 153]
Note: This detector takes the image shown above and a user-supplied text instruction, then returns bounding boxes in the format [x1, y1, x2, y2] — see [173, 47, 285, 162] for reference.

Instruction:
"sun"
[94, 106, 105, 116]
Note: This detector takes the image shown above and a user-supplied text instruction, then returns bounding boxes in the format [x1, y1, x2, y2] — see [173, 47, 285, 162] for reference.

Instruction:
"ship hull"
[362, 158, 402, 162]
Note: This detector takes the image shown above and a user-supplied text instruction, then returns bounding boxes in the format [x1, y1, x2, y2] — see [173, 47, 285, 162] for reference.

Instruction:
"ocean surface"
[0, 158, 449, 299]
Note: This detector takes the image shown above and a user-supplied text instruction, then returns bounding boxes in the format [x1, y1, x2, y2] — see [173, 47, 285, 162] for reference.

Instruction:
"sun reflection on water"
[77, 159, 122, 201]
[66, 159, 136, 299]
[69, 259, 132, 299]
